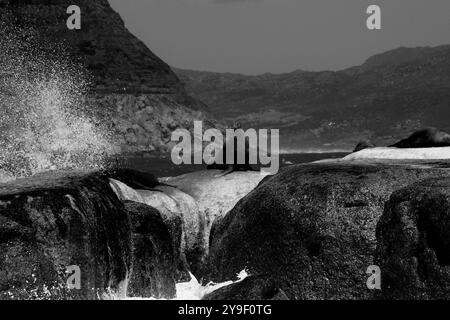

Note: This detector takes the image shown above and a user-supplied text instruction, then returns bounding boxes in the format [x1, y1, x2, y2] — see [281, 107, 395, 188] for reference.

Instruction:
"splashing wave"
[0, 20, 118, 179]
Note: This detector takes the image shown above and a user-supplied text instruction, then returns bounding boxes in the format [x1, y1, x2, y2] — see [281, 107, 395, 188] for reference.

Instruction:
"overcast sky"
[109, 0, 450, 74]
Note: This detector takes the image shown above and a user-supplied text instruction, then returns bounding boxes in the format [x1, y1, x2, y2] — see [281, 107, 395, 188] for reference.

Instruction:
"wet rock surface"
[151, 185, 206, 277]
[109, 174, 200, 279]
[136, 189, 189, 281]
[125, 201, 177, 299]
[0, 170, 185, 299]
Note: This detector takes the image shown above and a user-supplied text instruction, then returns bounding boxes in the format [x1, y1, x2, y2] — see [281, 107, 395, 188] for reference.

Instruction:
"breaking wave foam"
[121, 270, 249, 300]
[0, 20, 118, 179]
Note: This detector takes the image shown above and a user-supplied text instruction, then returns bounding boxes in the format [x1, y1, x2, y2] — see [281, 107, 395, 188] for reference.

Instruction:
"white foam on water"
[122, 270, 249, 301]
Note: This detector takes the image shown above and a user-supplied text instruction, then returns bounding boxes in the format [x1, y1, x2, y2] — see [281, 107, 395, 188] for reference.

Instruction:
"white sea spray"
[0, 20, 118, 179]
[119, 269, 249, 300]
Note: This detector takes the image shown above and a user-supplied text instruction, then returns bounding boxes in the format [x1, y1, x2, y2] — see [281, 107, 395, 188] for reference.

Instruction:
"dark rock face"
[390, 128, 450, 148]
[139, 193, 189, 282]
[125, 201, 176, 299]
[2, 0, 181, 94]
[376, 177, 450, 299]
[109, 176, 197, 281]
[0, 171, 132, 299]
[205, 162, 450, 299]
[353, 140, 376, 153]
[203, 275, 289, 301]
[151, 185, 207, 278]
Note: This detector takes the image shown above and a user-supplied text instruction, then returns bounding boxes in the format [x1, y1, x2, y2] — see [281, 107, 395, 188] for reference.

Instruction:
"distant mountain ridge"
[175, 45, 450, 151]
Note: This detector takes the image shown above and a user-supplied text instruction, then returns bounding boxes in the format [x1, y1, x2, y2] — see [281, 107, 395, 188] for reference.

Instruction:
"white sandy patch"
[342, 147, 450, 161]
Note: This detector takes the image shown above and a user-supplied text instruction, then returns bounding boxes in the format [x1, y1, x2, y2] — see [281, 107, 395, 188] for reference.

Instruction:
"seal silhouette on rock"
[390, 128, 450, 148]
[353, 140, 376, 153]
[207, 122, 259, 176]
[104, 168, 174, 191]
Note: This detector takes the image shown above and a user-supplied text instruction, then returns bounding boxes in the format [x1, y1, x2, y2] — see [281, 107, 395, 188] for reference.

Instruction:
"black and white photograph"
[1, 0, 450, 311]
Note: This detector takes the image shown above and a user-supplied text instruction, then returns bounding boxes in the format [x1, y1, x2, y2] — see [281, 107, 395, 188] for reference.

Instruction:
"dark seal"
[207, 122, 258, 176]
[353, 140, 376, 153]
[104, 168, 173, 190]
[390, 128, 450, 148]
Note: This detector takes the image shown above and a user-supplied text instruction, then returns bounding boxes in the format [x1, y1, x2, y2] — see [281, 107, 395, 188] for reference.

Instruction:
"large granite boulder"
[205, 161, 450, 299]
[125, 201, 176, 299]
[376, 177, 450, 299]
[0, 170, 185, 300]
[0, 171, 132, 299]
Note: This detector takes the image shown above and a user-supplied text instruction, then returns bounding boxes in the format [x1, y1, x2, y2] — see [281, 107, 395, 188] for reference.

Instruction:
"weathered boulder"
[375, 177, 450, 299]
[203, 275, 289, 300]
[151, 185, 206, 276]
[205, 162, 450, 299]
[0, 171, 132, 300]
[125, 201, 176, 299]
[134, 190, 188, 281]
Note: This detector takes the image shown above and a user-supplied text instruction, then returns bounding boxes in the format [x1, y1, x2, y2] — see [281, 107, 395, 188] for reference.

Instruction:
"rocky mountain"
[0, 0, 215, 155]
[175, 45, 450, 152]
